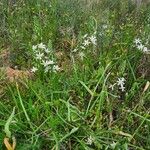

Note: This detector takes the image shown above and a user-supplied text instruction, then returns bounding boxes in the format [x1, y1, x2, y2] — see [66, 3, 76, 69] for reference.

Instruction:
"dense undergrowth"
[0, 0, 150, 149]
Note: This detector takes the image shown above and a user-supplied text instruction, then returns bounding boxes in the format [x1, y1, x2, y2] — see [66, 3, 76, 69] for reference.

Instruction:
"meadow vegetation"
[0, 0, 150, 149]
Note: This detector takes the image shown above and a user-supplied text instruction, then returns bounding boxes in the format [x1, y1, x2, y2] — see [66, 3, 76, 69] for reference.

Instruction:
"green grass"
[0, 0, 150, 149]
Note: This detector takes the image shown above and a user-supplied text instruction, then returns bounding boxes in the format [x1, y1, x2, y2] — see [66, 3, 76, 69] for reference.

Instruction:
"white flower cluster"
[134, 38, 150, 53]
[72, 32, 97, 60]
[86, 135, 94, 145]
[31, 43, 60, 73]
[109, 77, 126, 92]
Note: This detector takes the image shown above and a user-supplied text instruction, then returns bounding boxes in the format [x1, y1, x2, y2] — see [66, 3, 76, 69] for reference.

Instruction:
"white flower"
[42, 60, 55, 67]
[117, 77, 126, 92]
[86, 136, 93, 145]
[117, 77, 125, 85]
[89, 35, 97, 45]
[134, 38, 150, 53]
[36, 52, 44, 60]
[83, 39, 90, 46]
[80, 46, 86, 50]
[31, 66, 38, 72]
[137, 44, 144, 50]
[99, 32, 103, 37]
[119, 85, 125, 92]
[143, 47, 148, 52]
[102, 24, 108, 29]
[38, 43, 46, 49]
[32, 45, 37, 51]
[44, 66, 51, 73]
[45, 48, 50, 53]
[134, 38, 141, 45]
[78, 52, 85, 60]
[53, 65, 60, 72]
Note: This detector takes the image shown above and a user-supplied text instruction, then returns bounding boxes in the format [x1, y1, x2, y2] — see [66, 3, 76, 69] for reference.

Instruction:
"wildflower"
[137, 44, 144, 51]
[83, 39, 90, 46]
[44, 66, 51, 73]
[134, 38, 141, 45]
[45, 48, 50, 53]
[32, 45, 37, 51]
[42, 60, 55, 67]
[38, 43, 46, 49]
[119, 85, 125, 91]
[78, 52, 85, 60]
[80, 46, 86, 50]
[99, 32, 103, 37]
[53, 65, 60, 72]
[117, 77, 126, 92]
[117, 77, 125, 85]
[134, 38, 150, 53]
[102, 24, 108, 29]
[143, 47, 148, 52]
[89, 35, 97, 45]
[31, 67, 38, 72]
[32, 42, 60, 74]
[86, 136, 93, 145]
[35, 52, 44, 60]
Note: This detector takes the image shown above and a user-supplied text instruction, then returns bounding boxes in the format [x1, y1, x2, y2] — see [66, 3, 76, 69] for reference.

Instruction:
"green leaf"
[4, 107, 15, 138]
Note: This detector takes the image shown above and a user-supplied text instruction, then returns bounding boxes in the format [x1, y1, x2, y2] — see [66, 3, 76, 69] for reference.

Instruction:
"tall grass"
[0, 0, 150, 149]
